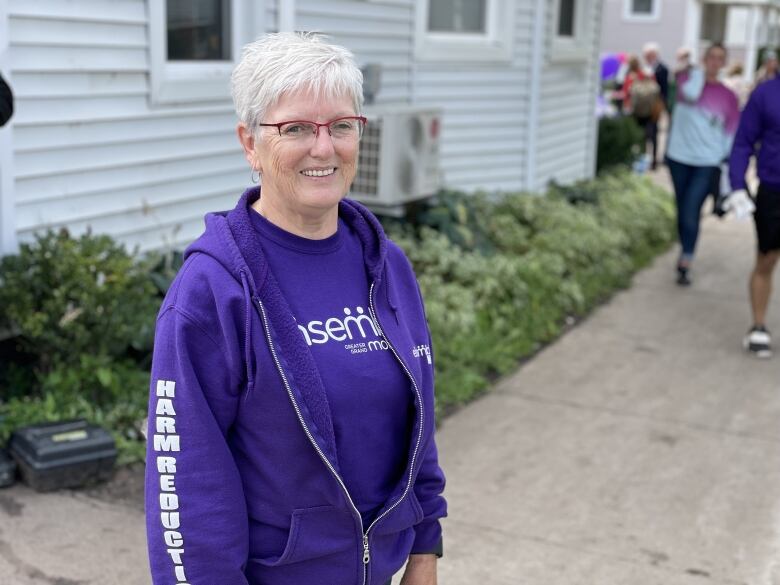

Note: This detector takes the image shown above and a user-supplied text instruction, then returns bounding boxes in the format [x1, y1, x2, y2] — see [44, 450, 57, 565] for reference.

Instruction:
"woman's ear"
[237, 123, 260, 171]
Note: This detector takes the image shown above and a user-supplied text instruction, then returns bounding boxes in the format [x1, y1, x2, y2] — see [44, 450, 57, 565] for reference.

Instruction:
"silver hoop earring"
[250, 169, 260, 184]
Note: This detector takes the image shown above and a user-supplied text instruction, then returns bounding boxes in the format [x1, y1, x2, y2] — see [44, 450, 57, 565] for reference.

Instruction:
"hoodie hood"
[182, 186, 390, 470]
[185, 187, 388, 296]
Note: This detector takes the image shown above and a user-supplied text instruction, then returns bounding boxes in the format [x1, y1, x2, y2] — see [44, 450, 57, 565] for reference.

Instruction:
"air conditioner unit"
[350, 105, 442, 215]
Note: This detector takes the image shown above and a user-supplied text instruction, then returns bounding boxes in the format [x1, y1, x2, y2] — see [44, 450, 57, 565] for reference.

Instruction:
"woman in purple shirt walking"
[729, 73, 780, 357]
[144, 33, 446, 585]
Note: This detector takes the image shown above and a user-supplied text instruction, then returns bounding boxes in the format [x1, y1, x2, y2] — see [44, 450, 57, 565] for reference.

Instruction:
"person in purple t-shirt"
[728, 74, 780, 357]
[145, 33, 446, 585]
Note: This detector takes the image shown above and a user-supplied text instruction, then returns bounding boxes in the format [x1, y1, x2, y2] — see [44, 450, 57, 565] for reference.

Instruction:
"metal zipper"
[254, 283, 426, 585]
[364, 281, 426, 540]
[253, 297, 369, 585]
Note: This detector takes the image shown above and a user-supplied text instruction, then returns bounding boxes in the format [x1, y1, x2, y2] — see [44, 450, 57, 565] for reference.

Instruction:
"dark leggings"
[666, 157, 718, 262]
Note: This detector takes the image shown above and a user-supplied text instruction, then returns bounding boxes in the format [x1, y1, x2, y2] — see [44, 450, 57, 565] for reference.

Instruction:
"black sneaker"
[676, 265, 691, 286]
[744, 326, 772, 358]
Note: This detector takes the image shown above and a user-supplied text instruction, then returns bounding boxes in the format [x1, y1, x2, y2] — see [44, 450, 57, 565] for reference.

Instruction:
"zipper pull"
[362, 534, 370, 564]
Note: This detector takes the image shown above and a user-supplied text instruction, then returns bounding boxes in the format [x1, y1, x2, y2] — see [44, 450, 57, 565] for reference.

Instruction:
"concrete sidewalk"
[2, 181, 778, 585]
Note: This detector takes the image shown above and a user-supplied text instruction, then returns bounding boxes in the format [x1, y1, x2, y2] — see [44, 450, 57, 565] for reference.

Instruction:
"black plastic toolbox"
[0, 448, 16, 488]
[9, 419, 117, 491]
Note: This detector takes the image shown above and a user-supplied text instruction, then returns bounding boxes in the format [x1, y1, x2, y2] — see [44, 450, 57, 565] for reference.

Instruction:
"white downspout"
[525, 0, 546, 192]
[278, 0, 296, 32]
[0, 0, 16, 255]
[745, 4, 760, 84]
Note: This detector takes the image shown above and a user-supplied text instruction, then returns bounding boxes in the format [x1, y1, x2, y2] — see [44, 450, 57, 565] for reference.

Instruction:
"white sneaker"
[744, 326, 772, 358]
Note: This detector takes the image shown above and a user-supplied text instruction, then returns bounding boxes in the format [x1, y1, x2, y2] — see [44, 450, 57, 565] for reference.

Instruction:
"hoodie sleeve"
[411, 280, 447, 556]
[729, 86, 762, 192]
[678, 67, 705, 104]
[145, 306, 249, 585]
[411, 437, 447, 556]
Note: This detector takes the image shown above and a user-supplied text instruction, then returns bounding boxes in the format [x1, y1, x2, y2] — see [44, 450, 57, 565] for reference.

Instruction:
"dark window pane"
[558, 0, 575, 37]
[632, 0, 653, 14]
[429, 0, 486, 34]
[167, 0, 231, 61]
[701, 3, 727, 41]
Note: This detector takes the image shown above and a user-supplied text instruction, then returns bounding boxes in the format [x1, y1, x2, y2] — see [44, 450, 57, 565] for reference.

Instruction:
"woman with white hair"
[144, 32, 447, 585]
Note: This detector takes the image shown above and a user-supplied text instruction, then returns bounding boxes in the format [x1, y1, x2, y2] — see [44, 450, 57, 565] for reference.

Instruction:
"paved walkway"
[2, 174, 778, 585]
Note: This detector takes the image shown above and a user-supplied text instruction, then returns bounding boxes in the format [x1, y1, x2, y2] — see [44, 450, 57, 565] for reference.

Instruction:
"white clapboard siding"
[534, 1, 603, 189]
[5, 0, 605, 253]
[7, 0, 247, 252]
[413, 1, 535, 193]
[266, 0, 277, 32]
[297, 0, 413, 107]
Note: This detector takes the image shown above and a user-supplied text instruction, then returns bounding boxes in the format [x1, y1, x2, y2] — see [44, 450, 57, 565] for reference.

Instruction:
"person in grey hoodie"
[144, 33, 447, 585]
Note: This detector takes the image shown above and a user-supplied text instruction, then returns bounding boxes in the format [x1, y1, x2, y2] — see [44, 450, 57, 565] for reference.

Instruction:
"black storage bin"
[0, 449, 16, 488]
[9, 419, 117, 492]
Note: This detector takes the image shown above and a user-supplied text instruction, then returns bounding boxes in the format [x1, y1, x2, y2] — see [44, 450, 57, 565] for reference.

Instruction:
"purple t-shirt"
[250, 209, 413, 525]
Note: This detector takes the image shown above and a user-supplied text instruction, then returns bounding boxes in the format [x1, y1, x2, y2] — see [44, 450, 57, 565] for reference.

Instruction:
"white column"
[0, 0, 16, 255]
[684, 0, 703, 62]
[745, 4, 760, 84]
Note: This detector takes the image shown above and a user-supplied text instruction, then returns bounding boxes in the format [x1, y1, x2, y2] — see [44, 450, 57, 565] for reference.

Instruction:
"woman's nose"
[309, 127, 335, 157]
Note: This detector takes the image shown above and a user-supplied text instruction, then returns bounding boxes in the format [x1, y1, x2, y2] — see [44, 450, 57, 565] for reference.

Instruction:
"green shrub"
[0, 229, 158, 463]
[0, 229, 158, 373]
[388, 171, 675, 415]
[0, 172, 674, 462]
[596, 115, 644, 174]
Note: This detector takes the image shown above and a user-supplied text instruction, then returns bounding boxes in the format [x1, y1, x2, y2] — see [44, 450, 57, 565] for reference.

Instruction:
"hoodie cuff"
[411, 520, 443, 557]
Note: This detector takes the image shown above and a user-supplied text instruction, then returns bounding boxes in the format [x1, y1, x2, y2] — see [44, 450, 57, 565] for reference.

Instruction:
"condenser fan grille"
[352, 119, 382, 196]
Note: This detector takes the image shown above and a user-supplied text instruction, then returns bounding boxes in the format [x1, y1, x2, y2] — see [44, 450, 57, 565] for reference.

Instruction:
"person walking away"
[642, 42, 669, 168]
[665, 43, 739, 286]
[728, 73, 780, 357]
[625, 55, 662, 169]
[754, 49, 778, 88]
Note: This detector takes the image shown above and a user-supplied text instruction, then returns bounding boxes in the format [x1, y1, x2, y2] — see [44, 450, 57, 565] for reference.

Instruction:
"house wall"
[3, 0, 604, 253]
[5, 0, 253, 253]
[600, 0, 688, 62]
[411, 1, 535, 192]
[534, 0, 604, 188]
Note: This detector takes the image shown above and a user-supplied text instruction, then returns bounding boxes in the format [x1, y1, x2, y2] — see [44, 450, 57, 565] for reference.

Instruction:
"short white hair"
[643, 42, 660, 55]
[231, 32, 364, 135]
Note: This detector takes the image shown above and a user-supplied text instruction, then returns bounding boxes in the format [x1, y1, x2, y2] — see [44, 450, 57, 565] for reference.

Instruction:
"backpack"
[630, 78, 661, 118]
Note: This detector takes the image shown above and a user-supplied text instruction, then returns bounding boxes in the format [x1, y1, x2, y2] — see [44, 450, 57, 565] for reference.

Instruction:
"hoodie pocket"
[250, 505, 356, 567]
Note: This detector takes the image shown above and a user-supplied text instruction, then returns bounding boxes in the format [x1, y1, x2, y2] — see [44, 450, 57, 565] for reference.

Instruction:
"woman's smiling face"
[252, 89, 360, 219]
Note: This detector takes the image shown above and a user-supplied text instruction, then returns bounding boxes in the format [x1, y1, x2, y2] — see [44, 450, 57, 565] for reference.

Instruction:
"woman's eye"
[282, 125, 304, 135]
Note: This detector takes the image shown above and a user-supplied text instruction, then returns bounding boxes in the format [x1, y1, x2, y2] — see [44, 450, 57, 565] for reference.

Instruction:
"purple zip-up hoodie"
[144, 187, 447, 585]
[729, 76, 780, 192]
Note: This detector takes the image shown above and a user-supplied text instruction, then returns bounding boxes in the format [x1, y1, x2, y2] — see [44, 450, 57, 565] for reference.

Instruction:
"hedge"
[0, 170, 674, 462]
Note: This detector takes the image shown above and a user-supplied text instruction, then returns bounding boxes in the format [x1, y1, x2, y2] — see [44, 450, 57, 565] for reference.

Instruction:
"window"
[149, 0, 254, 105]
[558, 0, 575, 37]
[551, 0, 590, 62]
[623, 0, 661, 22]
[415, 0, 515, 62]
[167, 0, 232, 61]
[428, 0, 486, 33]
[701, 3, 727, 42]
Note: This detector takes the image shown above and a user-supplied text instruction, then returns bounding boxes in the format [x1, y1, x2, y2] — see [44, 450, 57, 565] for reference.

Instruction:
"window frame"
[149, 0, 250, 106]
[622, 0, 662, 23]
[414, 0, 516, 63]
[550, 0, 590, 63]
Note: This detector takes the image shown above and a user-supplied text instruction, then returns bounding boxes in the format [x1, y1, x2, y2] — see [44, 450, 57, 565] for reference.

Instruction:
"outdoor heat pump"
[351, 105, 443, 215]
